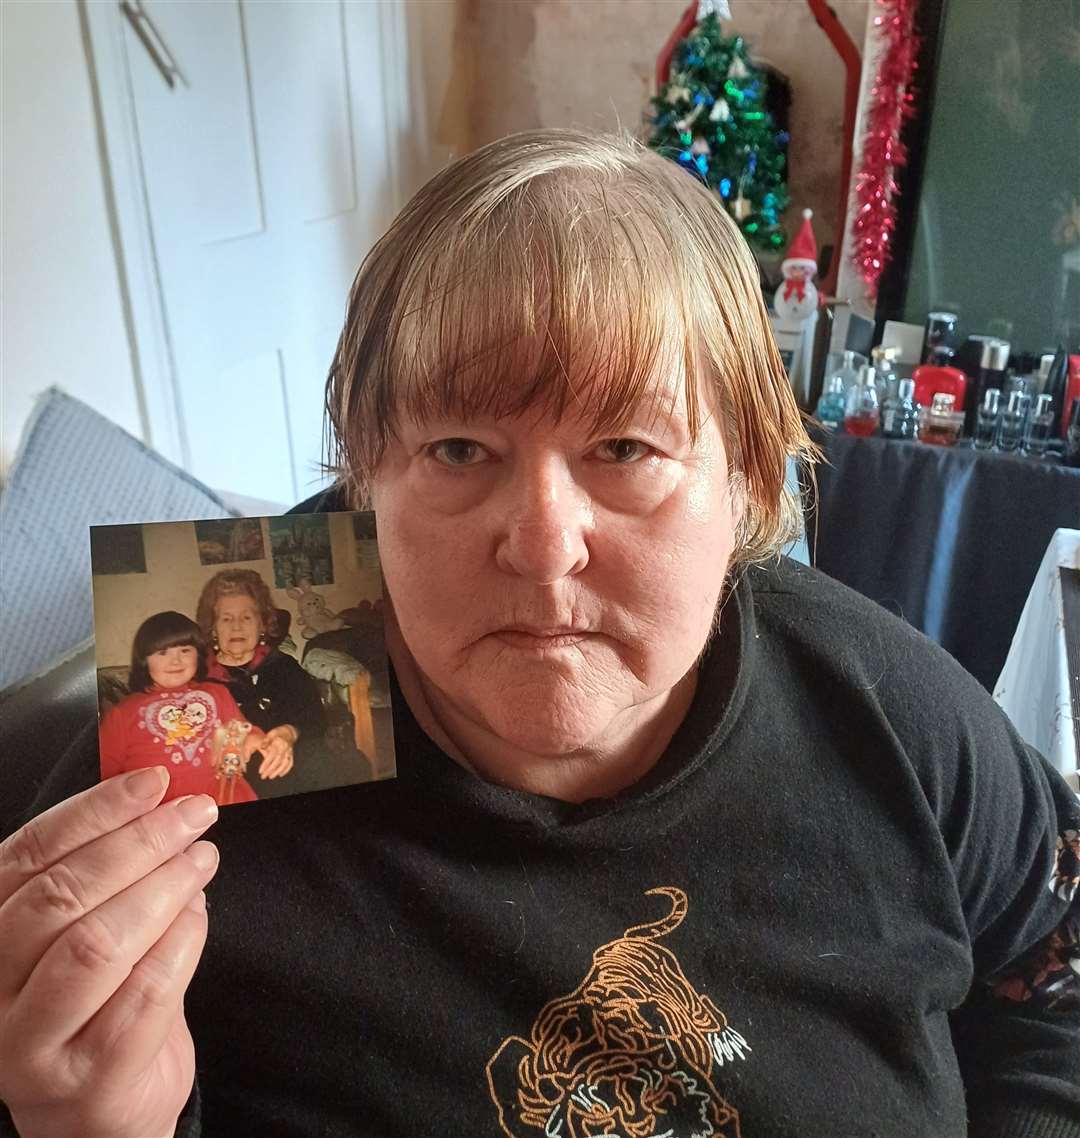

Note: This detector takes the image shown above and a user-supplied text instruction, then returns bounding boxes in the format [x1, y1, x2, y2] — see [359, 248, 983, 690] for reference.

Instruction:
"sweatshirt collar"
[386, 569, 757, 847]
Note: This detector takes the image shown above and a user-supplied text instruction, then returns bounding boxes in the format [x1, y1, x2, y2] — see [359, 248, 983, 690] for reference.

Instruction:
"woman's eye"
[428, 438, 487, 466]
[595, 438, 651, 464]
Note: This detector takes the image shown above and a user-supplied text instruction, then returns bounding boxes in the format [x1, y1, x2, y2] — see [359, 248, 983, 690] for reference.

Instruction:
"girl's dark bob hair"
[129, 611, 207, 692]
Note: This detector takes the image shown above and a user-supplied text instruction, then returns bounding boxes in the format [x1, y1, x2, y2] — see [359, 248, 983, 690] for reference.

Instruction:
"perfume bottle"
[826, 350, 860, 398]
[966, 338, 1010, 436]
[973, 388, 1001, 450]
[1023, 394, 1055, 457]
[844, 365, 881, 436]
[997, 391, 1025, 452]
[921, 393, 962, 447]
[921, 311, 958, 365]
[881, 378, 918, 439]
[815, 376, 847, 430]
[870, 345, 899, 407]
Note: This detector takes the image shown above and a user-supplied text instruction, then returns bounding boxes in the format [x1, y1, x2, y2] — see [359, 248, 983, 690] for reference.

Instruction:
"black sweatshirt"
[3, 557, 1079, 1138]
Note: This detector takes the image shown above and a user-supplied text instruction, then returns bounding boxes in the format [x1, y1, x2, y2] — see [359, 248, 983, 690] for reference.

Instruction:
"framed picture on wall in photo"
[89, 513, 395, 809]
[268, 514, 334, 588]
[194, 518, 266, 565]
[89, 523, 147, 575]
[351, 510, 379, 573]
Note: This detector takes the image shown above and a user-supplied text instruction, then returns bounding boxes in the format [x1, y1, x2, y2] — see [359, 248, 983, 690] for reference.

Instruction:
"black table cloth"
[812, 433, 1080, 690]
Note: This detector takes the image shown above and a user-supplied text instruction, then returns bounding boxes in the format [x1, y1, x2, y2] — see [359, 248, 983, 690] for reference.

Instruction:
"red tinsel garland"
[850, 0, 920, 299]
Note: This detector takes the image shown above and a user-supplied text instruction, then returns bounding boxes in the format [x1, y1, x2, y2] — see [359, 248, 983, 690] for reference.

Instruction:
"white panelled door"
[121, 1, 399, 504]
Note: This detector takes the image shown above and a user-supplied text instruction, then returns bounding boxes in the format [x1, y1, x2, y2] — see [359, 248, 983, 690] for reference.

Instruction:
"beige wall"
[454, 0, 869, 255]
[91, 514, 382, 667]
[0, 0, 143, 476]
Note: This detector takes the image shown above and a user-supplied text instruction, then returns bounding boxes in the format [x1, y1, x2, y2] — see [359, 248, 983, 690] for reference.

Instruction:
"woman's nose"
[495, 457, 591, 583]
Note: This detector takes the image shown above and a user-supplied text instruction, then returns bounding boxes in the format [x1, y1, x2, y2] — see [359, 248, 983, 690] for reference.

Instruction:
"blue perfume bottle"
[815, 376, 847, 431]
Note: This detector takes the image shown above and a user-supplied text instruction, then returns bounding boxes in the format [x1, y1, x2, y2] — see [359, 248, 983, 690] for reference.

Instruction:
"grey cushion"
[0, 388, 235, 692]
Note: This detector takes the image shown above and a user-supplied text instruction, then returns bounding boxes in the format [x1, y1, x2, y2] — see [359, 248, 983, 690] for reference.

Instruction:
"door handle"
[120, 0, 188, 90]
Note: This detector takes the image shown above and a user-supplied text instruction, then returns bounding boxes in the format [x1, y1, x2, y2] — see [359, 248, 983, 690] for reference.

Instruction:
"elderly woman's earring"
[212, 636, 220, 653]
[259, 631, 267, 646]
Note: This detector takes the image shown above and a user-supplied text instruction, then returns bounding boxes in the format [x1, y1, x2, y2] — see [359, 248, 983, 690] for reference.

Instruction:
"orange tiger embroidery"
[486, 887, 748, 1137]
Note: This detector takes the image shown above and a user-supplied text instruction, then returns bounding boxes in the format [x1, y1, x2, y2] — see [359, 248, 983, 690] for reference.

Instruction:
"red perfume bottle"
[844, 365, 881, 437]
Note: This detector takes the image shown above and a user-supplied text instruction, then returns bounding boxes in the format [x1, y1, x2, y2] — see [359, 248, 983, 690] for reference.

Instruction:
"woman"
[1, 130, 1077, 1138]
[195, 569, 324, 793]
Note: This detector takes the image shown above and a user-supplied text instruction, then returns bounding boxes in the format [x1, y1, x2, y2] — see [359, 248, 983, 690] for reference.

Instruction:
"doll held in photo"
[97, 611, 262, 805]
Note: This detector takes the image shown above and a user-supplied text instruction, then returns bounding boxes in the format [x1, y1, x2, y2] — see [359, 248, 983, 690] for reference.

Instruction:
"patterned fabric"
[0, 389, 234, 692]
[98, 682, 259, 804]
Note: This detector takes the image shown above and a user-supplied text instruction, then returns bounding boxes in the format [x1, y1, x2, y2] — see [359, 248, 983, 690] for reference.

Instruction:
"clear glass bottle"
[827, 350, 861, 398]
[973, 388, 1001, 450]
[997, 391, 1025, 452]
[1023, 393, 1055, 457]
[844, 365, 881, 436]
[815, 376, 847, 430]
[870, 345, 898, 407]
[881, 378, 918, 439]
[921, 393, 962, 447]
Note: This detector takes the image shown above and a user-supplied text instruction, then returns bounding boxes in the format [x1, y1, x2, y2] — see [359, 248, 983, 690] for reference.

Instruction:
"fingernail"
[186, 841, 218, 872]
[127, 767, 167, 799]
[175, 795, 218, 829]
[187, 889, 207, 914]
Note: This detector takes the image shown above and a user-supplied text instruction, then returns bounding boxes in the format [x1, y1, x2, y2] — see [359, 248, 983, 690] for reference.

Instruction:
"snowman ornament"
[773, 208, 819, 324]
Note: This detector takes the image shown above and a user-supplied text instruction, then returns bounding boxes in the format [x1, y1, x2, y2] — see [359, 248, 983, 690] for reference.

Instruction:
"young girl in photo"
[99, 610, 263, 805]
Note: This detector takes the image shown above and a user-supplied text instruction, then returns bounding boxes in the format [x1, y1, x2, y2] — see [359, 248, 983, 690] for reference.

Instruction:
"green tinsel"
[648, 14, 790, 253]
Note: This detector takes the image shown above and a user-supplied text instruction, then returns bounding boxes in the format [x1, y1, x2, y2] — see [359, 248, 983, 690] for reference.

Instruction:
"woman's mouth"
[492, 626, 592, 650]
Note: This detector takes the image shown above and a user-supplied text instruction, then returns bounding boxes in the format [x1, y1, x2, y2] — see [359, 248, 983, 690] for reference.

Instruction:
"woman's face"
[147, 644, 199, 689]
[214, 594, 262, 664]
[371, 366, 740, 758]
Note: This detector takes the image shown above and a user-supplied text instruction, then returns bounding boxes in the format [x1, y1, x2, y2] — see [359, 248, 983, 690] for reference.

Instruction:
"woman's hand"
[0, 768, 218, 1138]
[252, 725, 296, 780]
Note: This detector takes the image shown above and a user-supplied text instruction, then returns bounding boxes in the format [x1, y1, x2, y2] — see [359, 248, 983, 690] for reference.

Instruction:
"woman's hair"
[129, 610, 207, 692]
[325, 128, 818, 566]
[195, 569, 279, 644]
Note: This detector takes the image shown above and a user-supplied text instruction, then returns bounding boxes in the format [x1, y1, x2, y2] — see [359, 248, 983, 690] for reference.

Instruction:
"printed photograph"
[90, 512, 394, 807]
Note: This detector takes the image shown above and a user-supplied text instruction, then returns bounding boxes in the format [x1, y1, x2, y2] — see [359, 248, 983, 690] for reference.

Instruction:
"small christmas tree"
[648, 13, 790, 253]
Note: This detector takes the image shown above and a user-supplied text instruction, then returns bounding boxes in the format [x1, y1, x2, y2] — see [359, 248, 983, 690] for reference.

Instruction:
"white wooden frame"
[80, 0, 419, 473]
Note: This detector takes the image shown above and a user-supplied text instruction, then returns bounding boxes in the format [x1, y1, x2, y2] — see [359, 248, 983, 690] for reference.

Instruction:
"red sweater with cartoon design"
[98, 681, 260, 805]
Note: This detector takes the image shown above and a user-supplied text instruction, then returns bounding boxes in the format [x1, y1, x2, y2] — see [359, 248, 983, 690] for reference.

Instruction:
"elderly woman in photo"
[196, 569, 324, 787]
[1, 131, 1077, 1138]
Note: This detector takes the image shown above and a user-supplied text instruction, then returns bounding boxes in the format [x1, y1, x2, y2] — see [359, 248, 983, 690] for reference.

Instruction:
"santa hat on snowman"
[783, 208, 818, 280]
[774, 208, 820, 322]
